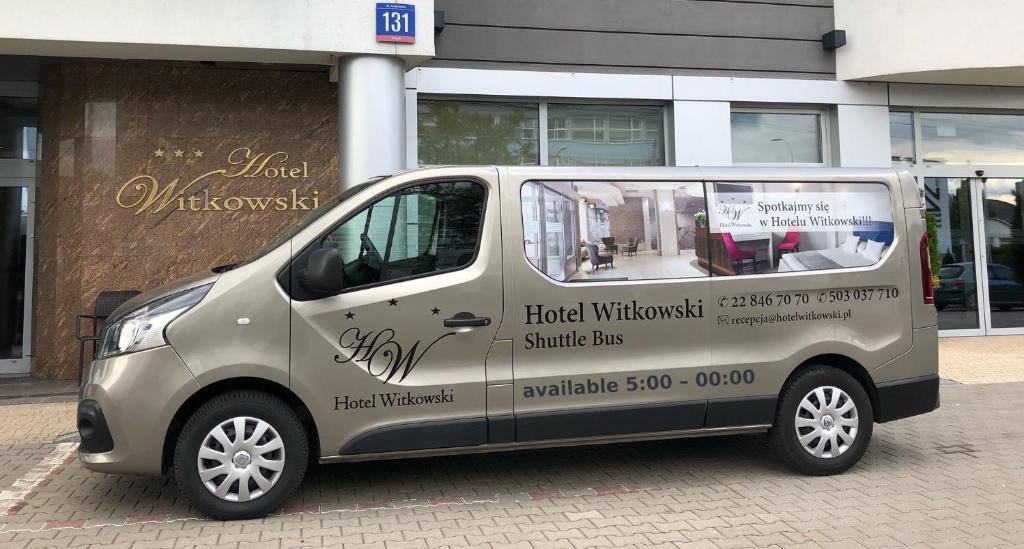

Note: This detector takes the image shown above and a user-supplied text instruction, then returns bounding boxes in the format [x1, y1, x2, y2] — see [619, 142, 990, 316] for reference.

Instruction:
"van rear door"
[700, 170, 914, 409]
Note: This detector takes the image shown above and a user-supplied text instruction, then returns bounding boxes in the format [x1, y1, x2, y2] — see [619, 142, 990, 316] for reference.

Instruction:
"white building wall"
[835, 0, 1024, 86]
[835, 105, 891, 168]
[673, 101, 731, 166]
[0, 0, 435, 66]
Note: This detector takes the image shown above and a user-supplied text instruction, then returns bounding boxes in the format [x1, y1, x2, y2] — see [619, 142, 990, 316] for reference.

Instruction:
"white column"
[656, 189, 679, 256]
[338, 54, 407, 189]
[673, 101, 732, 166]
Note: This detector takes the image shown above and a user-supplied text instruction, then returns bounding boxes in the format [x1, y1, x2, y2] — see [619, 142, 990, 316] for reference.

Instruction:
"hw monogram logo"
[333, 327, 455, 383]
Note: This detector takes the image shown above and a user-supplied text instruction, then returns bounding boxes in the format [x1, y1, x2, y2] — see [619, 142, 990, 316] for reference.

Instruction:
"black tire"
[769, 366, 873, 476]
[174, 390, 308, 520]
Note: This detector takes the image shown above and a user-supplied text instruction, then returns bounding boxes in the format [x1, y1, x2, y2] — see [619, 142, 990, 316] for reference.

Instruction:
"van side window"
[319, 180, 486, 290]
[521, 180, 710, 282]
[703, 181, 893, 275]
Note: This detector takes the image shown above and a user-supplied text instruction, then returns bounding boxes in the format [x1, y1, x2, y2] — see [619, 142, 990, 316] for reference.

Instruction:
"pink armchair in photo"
[722, 232, 758, 274]
[776, 230, 801, 256]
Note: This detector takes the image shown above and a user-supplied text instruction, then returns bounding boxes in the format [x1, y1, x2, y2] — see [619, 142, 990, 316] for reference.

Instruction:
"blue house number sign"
[376, 3, 415, 44]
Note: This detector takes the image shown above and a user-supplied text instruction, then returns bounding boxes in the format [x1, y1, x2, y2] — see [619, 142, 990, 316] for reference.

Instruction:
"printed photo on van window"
[522, 180, 710, 282]
[704, 182, 893, 275]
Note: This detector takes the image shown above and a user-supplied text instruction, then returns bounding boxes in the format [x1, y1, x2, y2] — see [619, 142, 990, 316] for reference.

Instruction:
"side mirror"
[299, 248, 344, 293]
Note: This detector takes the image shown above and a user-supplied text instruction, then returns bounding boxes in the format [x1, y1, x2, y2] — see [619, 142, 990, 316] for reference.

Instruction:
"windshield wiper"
[211, 262, 239, 273]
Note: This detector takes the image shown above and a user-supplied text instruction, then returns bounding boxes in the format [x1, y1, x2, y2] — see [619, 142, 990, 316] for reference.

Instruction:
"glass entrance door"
[0, 182, 31, 373]
[928, 178, 983, 333]
[980, 179, 1024, 332]
[929, 177, 1024, 335]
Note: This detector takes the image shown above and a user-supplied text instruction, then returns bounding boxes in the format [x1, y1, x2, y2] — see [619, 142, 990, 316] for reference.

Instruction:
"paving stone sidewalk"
[0, 381, 1020, 548]
[0, 335, 1021, 548]
[938, 335, 1024, 384]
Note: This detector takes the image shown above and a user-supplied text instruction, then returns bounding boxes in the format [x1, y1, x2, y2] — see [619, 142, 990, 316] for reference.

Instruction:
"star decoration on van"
[388, 298, 398, 306]
[345, 311, 355, 320]
[431, 307, 440, 315]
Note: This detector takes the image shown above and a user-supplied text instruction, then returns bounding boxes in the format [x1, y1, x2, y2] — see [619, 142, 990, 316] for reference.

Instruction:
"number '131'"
[381, 12, 410, 32]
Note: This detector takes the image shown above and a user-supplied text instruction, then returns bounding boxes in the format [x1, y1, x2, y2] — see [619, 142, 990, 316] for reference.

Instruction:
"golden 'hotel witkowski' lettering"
[115, 147, 320, 214]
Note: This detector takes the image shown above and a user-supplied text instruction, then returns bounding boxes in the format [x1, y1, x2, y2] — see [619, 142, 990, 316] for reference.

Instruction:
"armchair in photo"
[722, 232, 758, 274]
[622, 237, 639, 257]
[586, 243, 614, 271]
[776, 230, 801, 257]
[601, 237, 618, 254]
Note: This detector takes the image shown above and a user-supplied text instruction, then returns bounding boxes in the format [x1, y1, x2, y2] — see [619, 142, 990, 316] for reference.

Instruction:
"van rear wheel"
[173, 390, 308, 520]
[770, 366, 872, 475]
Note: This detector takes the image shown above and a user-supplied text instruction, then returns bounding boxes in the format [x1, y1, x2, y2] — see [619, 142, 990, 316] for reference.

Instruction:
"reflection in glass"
[0, 97, 38, 160]
[547, 104, 665, 167]
[921, 112, 1024, 165]
[927, 178, 981, 330]
[731, 112, 823, 164]
[889, 111, 915, 163]
[981, 179, 1024, 328]
[418, 100, 539, 165]
[0, 188, 28, 359]
[321, 181, 486, 290]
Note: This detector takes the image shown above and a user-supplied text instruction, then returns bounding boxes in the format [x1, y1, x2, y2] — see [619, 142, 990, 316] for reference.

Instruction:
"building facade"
[0, 0, 1022, 379]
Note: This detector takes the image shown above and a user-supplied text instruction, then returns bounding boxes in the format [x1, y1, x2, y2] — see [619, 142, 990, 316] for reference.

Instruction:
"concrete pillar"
[338, 54, 407, 190]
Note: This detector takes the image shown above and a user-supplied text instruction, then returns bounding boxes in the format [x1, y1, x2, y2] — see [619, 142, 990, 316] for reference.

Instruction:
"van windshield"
[228, 177, 384, 270]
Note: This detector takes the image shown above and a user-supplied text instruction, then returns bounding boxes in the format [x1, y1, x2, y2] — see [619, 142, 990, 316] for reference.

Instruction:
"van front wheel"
[770, 367, 872, 475]
[173, 390, 308, 520]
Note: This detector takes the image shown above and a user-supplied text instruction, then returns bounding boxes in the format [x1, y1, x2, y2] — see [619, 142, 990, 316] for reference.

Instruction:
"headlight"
[97, 284, 212, 360]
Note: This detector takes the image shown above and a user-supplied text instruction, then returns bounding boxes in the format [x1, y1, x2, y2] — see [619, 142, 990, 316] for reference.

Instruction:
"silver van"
[78, 167, 939, 519]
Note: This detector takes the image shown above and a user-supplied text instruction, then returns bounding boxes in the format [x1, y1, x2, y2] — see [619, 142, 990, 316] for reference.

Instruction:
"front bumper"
[78, 345, 201, 475]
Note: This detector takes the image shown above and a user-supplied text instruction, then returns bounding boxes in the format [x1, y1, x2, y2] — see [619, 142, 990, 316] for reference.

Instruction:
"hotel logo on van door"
[115, 147, 321, 215]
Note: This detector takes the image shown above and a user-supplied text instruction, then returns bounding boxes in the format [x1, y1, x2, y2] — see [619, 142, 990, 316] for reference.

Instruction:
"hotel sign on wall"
[115, 147, 322, 215]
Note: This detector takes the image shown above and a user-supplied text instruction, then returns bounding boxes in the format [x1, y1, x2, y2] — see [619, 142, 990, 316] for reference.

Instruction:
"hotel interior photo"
[521, 180, 895, 282]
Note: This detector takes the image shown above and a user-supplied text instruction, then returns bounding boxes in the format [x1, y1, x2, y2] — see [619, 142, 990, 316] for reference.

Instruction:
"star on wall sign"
[431, 307, 440, 315]
[388, 298, 398, 307]
[344, 311, 355, 320]
[153, 148, 165, 158]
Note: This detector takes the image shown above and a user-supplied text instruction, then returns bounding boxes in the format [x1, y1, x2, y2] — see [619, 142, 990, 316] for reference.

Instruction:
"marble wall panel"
[33, 62, 339, 378]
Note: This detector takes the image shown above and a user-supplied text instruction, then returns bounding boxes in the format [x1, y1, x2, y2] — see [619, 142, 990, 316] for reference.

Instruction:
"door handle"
[444, 312, 491, 328]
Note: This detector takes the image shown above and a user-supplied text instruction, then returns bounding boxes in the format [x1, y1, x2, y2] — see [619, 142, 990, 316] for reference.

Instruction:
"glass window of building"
[546, 104, 665, 167]
[889, 111, 915, 164]
[0, 97, 38, 160]
[731, 110, 824, 164]
[920, 112, 1024, 165]
[417, 100, 539, 166]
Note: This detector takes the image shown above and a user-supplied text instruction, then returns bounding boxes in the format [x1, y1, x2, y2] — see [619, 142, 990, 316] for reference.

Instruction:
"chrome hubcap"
[795, 386, 858, 459]
[197, 417, 285, 502]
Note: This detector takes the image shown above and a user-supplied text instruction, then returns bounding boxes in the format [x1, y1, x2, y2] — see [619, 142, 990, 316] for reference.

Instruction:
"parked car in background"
[935, 262, 1024, 311]
[935, 263, 978, 311]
